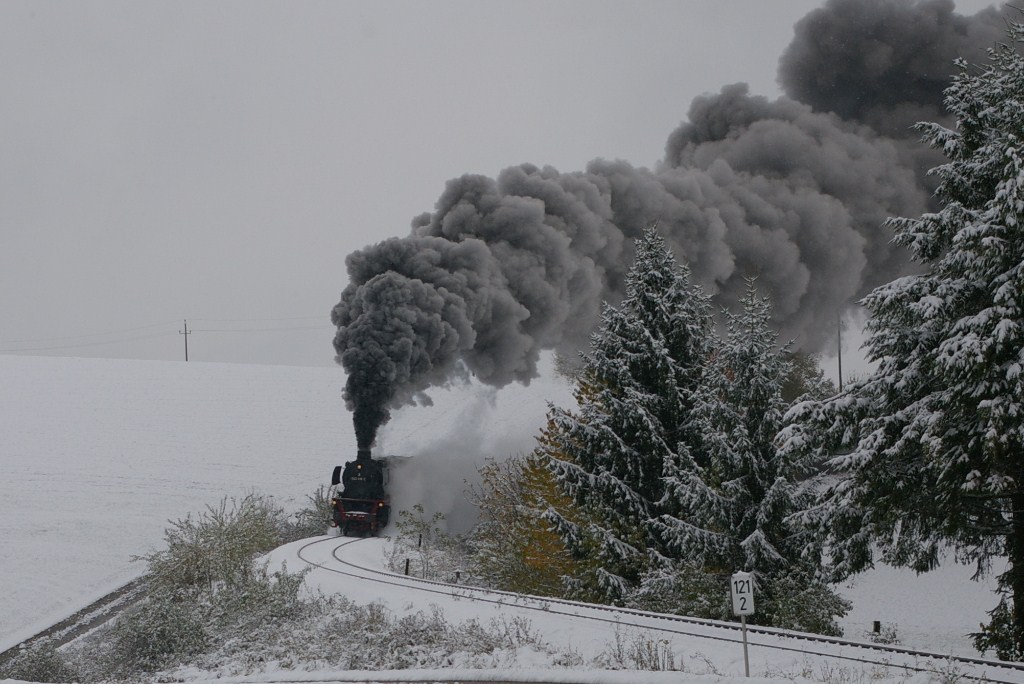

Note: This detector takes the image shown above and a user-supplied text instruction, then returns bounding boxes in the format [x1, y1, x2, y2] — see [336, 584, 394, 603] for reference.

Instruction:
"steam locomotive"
[329, 448, 391, 536]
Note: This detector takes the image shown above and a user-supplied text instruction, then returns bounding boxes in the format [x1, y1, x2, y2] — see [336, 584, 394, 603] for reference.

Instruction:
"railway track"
[0, 577, 147, 667]
[296, 536, 1024, 683]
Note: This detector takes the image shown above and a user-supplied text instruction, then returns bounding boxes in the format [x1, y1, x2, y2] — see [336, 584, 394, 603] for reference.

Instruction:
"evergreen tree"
[781, 23, 1024, 658]
[542, 227, 714, 603]
[718, 284, 809, 582]
[654, 281, 842, 631]
[710, 282, 805, 579]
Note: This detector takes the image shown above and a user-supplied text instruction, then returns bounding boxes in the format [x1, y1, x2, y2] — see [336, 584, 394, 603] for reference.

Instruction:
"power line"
[0, 315, 334, 355]
[0, 320, 174, 346]
[0, 330, 174, 353]
[192, 325, 329, 333]
[188, 315, 326, 323]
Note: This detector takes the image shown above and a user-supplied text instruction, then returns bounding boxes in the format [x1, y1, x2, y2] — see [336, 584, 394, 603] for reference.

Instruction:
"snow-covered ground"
[0, 354, 1004, 676]
[0, 354, 571, 652]
[254, 535, 1017, 683]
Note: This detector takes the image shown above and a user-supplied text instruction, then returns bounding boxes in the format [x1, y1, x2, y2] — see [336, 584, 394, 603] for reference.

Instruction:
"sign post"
[731, 571, 755, 677]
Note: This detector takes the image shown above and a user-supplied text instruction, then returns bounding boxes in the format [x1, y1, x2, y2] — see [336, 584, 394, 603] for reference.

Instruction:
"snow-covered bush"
[599, 628, 678, 671]
[281, 484, 335, 542]
[93, 586, 210, 676]
[56, 492, 589, 682]
[758, 572, 850, 637]
[627, 562, 730, 621]
[155, 599, 567, 678]
[62, 492, 314, 680]
[205, 563, 309, 633]
[138, 492, 289, 592]
[318, 604, 555, 671]
[0, 643, 81, 683]
[73, 563, 313, 680]
[386, 504, 466, 582]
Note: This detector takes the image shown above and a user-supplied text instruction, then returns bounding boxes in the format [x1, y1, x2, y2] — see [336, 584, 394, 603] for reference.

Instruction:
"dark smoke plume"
[332, 0, 1008, 447]
[779, 0, 1008, 193]
[779, 0, 1006, 137]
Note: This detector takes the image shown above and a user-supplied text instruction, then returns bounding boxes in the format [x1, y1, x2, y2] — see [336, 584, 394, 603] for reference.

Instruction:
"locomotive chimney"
[356, 448, 372, 462]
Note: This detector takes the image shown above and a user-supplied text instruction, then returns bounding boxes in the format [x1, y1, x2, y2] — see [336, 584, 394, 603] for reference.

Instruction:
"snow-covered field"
[0, 354, 571, 652]
[0, 353, 1003, 673]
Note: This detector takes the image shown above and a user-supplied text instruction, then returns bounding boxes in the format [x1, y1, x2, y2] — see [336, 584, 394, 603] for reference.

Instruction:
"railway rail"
[0, 577, 147, 667]
[296, 536, 1024, 684]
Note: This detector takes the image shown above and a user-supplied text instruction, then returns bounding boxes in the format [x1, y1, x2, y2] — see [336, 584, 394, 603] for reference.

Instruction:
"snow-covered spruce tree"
[651, 281, 844, 632]
[542, 227, 714, 603]
[781, 23, 1024, 658]
[657, 282, 795, 574]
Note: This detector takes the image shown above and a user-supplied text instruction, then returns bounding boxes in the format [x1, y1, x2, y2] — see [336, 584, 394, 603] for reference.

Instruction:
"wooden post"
[837, 313, 843, 392]
[179, 319, 191, 362]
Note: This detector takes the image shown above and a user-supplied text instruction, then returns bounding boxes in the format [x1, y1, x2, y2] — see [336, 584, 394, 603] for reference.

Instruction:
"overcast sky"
[0, 1, 997, 369]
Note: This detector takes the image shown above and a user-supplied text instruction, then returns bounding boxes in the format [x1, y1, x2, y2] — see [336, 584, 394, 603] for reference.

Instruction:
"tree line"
[468, 19, 1024, 659]
[470, 230, 848, 635]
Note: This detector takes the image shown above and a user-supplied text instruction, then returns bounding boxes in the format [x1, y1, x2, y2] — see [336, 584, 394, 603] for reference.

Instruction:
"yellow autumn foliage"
[468, 411, 605, 597]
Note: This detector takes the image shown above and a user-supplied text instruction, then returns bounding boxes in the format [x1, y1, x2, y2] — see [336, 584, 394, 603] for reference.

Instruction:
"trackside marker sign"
[731, 571, 755, 616]
[731, 571, 754, 677]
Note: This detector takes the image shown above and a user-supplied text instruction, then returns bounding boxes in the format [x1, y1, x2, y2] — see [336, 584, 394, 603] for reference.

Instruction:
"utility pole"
[837, 313, 843, 392]
[179, 319, 191, 362]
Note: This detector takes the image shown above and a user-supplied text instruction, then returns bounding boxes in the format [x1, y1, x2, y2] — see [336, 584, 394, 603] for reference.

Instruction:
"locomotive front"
[329, 448, 391, 536]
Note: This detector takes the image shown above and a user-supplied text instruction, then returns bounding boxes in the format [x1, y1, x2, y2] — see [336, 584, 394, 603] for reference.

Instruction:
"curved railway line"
[297, 536, 1024, 684]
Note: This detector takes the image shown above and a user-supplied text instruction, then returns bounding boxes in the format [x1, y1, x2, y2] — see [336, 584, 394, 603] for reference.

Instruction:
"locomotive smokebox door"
[331, 465, 343, 487]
